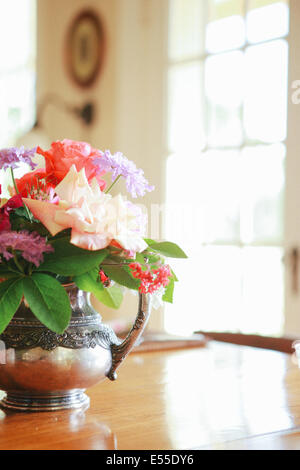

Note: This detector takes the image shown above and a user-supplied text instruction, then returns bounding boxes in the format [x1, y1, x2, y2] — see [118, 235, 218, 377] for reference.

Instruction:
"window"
[0, 0, 36, 147]
[165, 0, 289, 336]
[0, 0, 36, 195]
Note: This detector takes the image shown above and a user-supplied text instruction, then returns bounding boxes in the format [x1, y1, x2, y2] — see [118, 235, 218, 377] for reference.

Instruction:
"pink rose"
[37, 139, 106, 190]
[23, 165, 147, 253]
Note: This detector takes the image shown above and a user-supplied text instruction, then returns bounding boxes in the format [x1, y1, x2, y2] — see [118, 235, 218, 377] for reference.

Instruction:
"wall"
[37, 0, 117, 147]
[37, 0, 168, 330]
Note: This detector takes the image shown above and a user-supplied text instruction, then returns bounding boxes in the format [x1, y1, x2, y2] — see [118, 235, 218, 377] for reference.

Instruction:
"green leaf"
[135, 253, 146, 264]
[36, 238, 109, 276]
[144, 238, 156, 246]
[22, 274, 71, 333]
[147, 253, 162, 264]
[105, 254, 136, 264]
[162, 277, 175, 303]
[102, 265, 140, 290]
[74, 268, 104, 295]
[146, 241, 188, 259]
[75, 269, 123, 309]
[0, 278, 24, 334]
[10, 216, 49, 236]
[94, 284, 123, 309]
[11, 206, 32, 221]
[0, 265, 21, 280]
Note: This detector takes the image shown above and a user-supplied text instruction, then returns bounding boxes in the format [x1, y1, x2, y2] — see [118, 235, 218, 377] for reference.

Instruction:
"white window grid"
[166, 0, 289, 250]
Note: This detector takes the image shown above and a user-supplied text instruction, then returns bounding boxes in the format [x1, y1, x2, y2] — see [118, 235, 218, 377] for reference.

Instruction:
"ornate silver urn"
[0, 284, 151, 411]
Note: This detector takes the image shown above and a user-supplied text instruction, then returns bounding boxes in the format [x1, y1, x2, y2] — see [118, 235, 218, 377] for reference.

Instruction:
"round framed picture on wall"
[66, 10, 105, 88]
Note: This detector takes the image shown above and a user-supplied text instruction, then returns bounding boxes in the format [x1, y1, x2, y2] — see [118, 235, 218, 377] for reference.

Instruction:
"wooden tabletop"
[1, 341, 300, 450]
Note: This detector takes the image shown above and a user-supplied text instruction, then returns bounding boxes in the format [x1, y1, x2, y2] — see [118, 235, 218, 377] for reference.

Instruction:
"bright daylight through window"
[165, 0, 289, 336]
[0, 0, 36, 146]
[0, 0, 36, 194]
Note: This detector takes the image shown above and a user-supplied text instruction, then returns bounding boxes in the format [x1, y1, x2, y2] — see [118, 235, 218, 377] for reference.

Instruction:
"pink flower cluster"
[129, 262, 172, 294]
[0, 230, 54, 267]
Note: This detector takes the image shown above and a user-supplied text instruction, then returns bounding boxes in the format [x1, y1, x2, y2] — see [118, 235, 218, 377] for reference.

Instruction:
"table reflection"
[0, 403, 117, 450]
[164, 343, 293, 449]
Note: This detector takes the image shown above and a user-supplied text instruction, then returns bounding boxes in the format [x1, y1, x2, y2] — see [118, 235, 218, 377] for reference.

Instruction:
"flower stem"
[7, 266, 23, 276]
[10, 167, 32, 222]
[13, 252, 24, 274]
[28, 263, 33, 276]
[105, 175, 121, 194]
[10, 167, 18, 194]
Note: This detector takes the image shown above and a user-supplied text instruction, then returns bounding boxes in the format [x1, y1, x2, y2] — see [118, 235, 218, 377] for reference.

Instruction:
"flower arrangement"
[0, 140, 187, 335]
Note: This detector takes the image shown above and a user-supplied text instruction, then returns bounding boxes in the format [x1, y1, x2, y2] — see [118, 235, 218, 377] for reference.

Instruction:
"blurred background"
[1, 0, 300, 339]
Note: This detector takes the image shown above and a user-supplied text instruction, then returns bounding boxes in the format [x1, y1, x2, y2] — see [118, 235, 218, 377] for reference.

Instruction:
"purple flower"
[0, 146, 37, 172]
[0, 230, 54, 267]
[93, 150, 154, 198]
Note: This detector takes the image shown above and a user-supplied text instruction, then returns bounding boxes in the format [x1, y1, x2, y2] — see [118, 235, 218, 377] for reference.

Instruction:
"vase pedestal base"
[0, 390, 90, 412]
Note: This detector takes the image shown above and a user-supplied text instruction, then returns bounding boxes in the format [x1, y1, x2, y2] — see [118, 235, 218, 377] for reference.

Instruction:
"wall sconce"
[15, 94, 95, 151]
[35, 93, 95, 128]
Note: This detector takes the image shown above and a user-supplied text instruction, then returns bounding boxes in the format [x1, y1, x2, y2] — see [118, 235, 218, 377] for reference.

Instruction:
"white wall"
[37, 0, 117, 147]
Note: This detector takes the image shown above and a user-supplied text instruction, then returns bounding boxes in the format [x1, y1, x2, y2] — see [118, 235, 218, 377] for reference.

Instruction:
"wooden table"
[1, 341, 300, 450]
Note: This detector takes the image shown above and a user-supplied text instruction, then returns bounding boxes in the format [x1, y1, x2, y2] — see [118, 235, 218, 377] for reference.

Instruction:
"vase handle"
[107, 293, 151, 381]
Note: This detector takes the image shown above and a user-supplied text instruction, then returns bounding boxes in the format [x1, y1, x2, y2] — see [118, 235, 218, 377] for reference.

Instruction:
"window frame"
[164, 0, 293, 336]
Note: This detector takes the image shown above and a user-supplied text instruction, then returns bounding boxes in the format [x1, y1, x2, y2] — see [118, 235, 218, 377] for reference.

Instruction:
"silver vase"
[0, 284, 151, 411]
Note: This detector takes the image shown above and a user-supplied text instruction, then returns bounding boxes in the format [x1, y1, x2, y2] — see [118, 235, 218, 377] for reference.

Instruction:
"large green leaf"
[94, 285, 123, 309]
[162, 277, 175, 303]
[135, 253, 146, 264]
[36, 238, 109, 276]
[74, 268, 104, 295]
[145, 241, 188, 259]
[144, 238, 156, 246]
[102, 265, 140, 290]
[0, 265, 22, 280]
[171, 269, 178, 282]
[74, 269, 123, 309]
[0, 278, 24, 333]
[23, 274, 71, 333]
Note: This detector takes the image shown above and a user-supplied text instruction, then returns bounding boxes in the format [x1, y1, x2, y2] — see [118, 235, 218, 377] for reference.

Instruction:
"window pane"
[240, 144, 285, 244]
[0, 70, 36, 145]
[206, 16, 245, 53]
[208, 0, 245, 20]
[166, 153, 205, 245]
[206, 0, 245, 53]
[166, 150, 240, 246]
[168, 63, 205, 152]
[241, 247, 284, 335]
[248, 0, 287, 7]
[168, 0, 204, 60]
[244, 40, 288, 143]
[0, 0, 36, 71]
[205, 51, 244, 147]
[164, 247, 242, 335]
[247, 1, 289, 44]
[194, 150, 240, 243]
